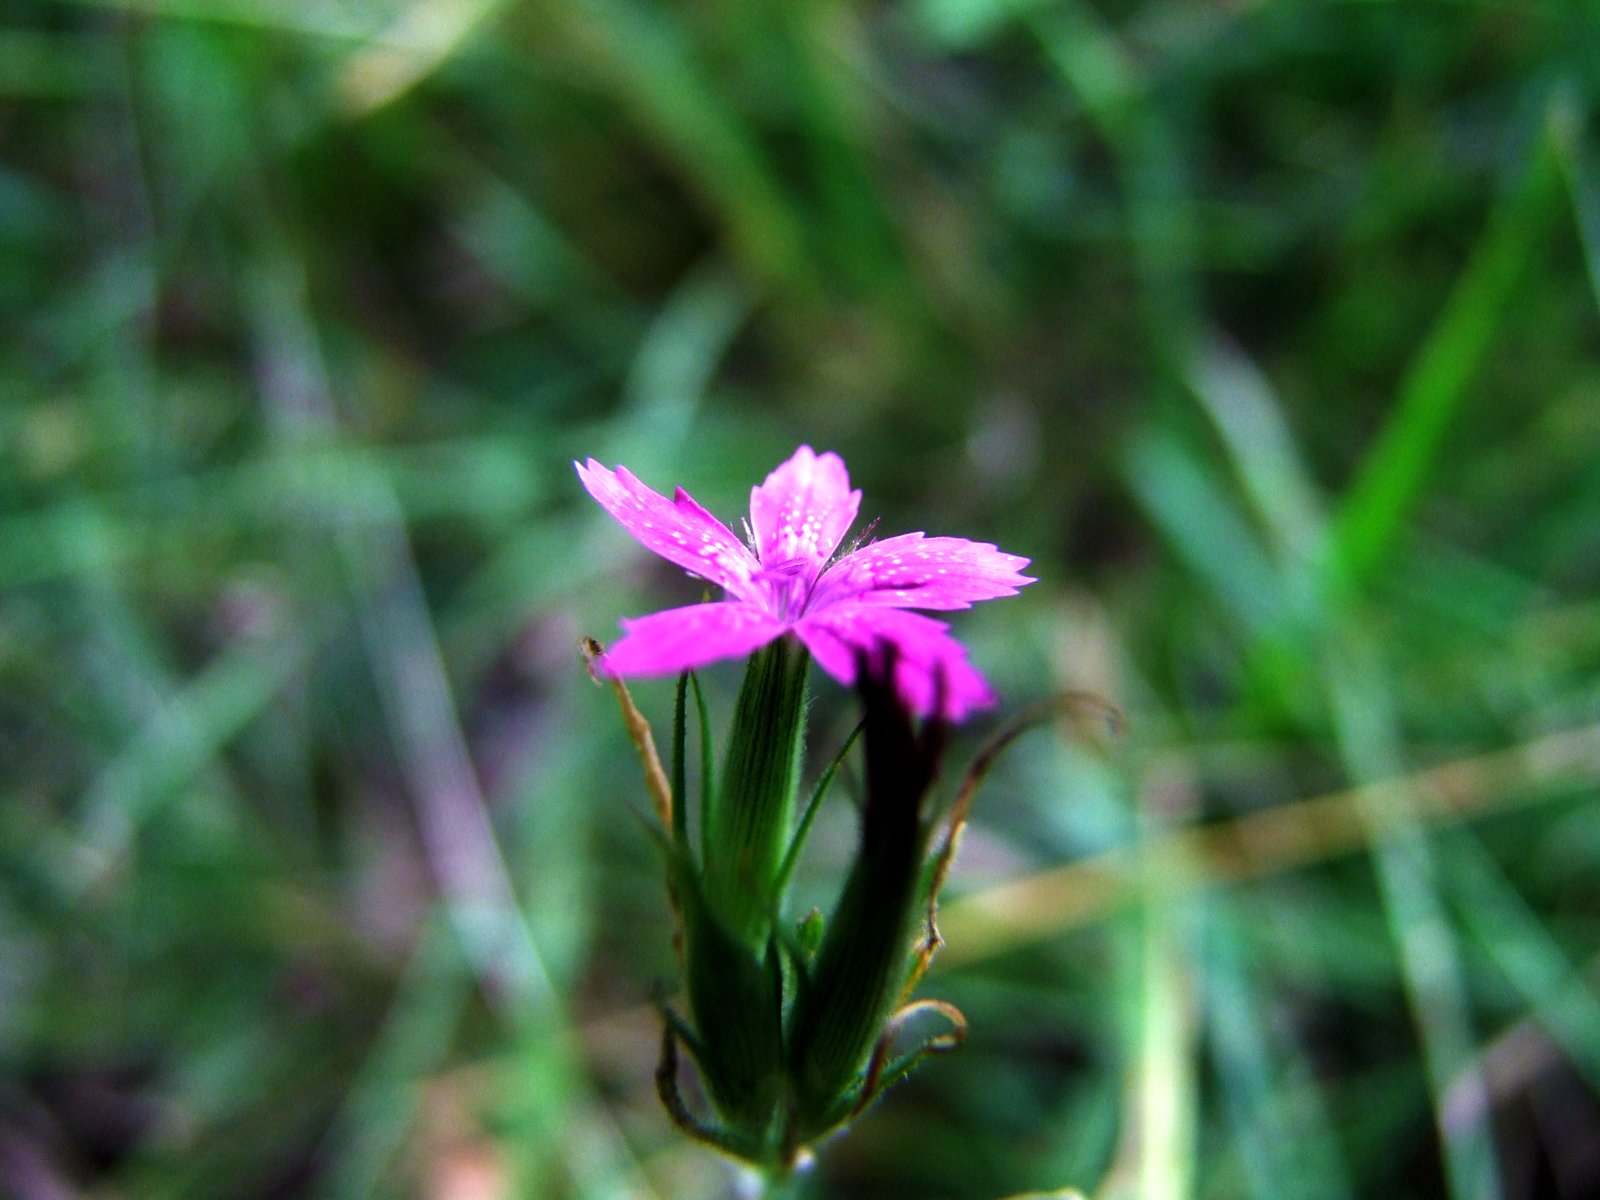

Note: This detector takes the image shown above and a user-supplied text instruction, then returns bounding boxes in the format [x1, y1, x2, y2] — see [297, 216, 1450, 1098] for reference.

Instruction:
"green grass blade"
[1328, 107, 1567, 592]
[773, 718, 864, 903]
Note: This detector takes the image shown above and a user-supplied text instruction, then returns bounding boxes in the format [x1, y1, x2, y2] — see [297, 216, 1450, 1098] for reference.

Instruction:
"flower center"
[755, 557, 814, 621]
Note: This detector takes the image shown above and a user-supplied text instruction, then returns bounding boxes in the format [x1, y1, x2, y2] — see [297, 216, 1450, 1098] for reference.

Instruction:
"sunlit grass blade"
[1323, 648, 1502, 1200]
[538, 0, 813, 294]
[315, 916, 471, 1200]
[1099, 852, 1197, 1200]
[1562, 115, 1600, 314]
[1440, 828, 1600, 1093]
[337, 0, 509, 113]
[1202, 900, 1355, 1200]
[1328, 104, 1568, 593]
[1124, 428, 1286, 639]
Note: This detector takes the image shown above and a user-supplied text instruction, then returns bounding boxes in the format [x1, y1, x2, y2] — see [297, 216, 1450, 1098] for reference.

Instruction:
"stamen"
[823, 516, 879, 576]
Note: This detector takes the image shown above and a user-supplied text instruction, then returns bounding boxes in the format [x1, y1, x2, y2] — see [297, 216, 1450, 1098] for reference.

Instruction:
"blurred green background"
[4, 0, 1600, 1197]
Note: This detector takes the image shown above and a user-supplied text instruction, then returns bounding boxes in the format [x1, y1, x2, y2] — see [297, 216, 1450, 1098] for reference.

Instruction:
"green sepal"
[689, 671, 714, 832]
[676, 853, 786, 1142]
[785, 656, 942, 1138]
[785, 823, 927, 1136]
[703, 638, 810, 946]
[670, 672, 689, 849]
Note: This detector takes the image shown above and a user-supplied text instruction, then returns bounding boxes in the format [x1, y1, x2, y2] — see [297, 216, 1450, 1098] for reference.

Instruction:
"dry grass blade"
[582, 636, 674, 833]
[939, 721, 1600, 967]
[904, 691, 1122, 997]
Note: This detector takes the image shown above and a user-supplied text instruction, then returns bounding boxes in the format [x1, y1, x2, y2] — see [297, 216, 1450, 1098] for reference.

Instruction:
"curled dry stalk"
[654, 1017, 765, 1163]
[903, 690, 1124, 1003]
[851, 999, 969, 1120]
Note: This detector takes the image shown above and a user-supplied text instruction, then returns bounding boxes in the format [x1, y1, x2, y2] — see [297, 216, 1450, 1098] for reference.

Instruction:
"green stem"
[754, 1163, 803, 1200]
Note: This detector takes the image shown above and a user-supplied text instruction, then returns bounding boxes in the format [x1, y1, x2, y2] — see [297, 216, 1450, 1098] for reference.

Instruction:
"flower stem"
[750, 1163, 804, 1200]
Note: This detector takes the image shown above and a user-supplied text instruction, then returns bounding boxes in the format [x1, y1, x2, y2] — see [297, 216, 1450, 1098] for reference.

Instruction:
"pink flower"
[577, 446, 1034, 720]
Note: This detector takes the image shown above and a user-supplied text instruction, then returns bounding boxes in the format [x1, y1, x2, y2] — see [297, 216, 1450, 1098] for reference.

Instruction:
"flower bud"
[786, 649, 944, 1136]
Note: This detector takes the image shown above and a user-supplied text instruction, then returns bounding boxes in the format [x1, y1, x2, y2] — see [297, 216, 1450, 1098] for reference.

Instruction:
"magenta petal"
[748, 445, 861, 578]
[811, 532, 1034, 612]
[580, 446, 1029, 712]
[794, 605, 996, 721]
[576, 459, 760, 601]
[600, 602, 785, 677]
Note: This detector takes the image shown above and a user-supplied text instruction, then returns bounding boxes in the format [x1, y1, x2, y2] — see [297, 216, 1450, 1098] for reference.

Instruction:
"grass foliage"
[3, 0, 1600, 1197]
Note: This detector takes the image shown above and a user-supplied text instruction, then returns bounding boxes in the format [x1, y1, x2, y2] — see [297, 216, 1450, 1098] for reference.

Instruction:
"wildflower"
[576, 445, 1033, 720]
